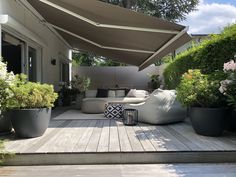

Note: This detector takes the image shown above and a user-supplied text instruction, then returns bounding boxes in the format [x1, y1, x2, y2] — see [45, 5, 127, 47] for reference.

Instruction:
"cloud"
[181, 0, 236, 34]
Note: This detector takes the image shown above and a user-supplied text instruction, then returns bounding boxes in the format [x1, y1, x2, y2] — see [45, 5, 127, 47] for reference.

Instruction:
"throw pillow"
[108, 90, 116, 97]
[127, 89, 136, 97]
[115, 90, 125, 97]
[85, 90, 97, 98]
[96, 88, 108, 98]
[125, 88, 131, 96]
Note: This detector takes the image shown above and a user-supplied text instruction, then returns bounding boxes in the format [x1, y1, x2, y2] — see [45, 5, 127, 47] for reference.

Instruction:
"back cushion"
[108, 90, 116, 97]
[96, 88, 108, 98]
[115, 90, 125, 97]
[85, 90, 97, 98]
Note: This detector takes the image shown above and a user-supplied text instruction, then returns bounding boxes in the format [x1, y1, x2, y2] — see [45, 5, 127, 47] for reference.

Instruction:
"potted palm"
[177, 69, 227, 137]
[219, 60, 236, 131]
[0, 59, 14, 134]
[7, 74, 58, 138]
[71, 75, 91, 109]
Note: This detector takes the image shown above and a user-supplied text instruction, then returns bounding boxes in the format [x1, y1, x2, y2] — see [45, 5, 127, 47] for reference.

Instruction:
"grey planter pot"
[227, 110, 236, 132]
[76, 93, 84, 110]
[10, 108, 51, 138]
[0, 111, 12, 134]
[189, 107, 226, 137]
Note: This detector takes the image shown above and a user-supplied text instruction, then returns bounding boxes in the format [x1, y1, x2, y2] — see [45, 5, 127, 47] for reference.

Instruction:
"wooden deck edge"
[3, 151, 236, 165]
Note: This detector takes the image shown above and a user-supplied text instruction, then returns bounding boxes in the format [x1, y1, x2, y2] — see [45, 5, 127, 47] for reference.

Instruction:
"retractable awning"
[27, 0, 191, 70]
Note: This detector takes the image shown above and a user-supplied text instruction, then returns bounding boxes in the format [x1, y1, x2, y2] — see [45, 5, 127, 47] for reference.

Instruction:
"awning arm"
[49, 23, 156, 54]
[38, 0, 180, 34]
[139, 27, 189, 70]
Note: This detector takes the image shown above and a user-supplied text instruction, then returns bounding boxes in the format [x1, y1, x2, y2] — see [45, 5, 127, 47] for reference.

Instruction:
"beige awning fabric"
[27, 0, 191, 70]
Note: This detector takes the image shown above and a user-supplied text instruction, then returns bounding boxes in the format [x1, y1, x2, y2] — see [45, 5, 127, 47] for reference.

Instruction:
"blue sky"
[206, 0, 236, 6]
[182, 0, 236, 34]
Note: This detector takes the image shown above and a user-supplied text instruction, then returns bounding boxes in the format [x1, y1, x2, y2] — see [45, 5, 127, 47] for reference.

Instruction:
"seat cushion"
[81, 99, 107, 114]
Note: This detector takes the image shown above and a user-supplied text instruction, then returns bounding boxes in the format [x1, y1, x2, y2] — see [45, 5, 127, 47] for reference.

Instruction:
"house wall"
[72, 65, 166, 90]
[175, 35, 209, 55]
[0, 0, 71, 91]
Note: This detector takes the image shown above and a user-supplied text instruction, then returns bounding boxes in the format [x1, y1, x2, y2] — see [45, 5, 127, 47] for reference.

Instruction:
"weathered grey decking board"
[3, 118, 236, 154]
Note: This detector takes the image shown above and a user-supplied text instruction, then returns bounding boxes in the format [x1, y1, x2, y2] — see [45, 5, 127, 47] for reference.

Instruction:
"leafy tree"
[72, 52, 126, 66]
[100, 0, 199, 22]
[72, 52, 96, 66]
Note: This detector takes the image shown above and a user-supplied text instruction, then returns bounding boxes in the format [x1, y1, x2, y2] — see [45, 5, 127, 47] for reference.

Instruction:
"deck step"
[3, 151, 236, 165]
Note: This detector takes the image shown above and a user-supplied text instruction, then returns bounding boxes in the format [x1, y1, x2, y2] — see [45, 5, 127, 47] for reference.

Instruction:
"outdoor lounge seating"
[81, 89, 148, 114]
[125, 89, 186, 124]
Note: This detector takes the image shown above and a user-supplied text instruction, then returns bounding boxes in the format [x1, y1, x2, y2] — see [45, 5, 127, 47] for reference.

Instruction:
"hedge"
[164, 24, 236, 89]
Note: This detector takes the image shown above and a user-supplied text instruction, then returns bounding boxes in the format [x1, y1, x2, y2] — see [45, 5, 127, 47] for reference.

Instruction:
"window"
[61, 62, 69, 83]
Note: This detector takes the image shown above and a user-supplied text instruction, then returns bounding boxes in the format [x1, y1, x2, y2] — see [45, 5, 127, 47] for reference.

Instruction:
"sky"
[181, 0, 236, 34]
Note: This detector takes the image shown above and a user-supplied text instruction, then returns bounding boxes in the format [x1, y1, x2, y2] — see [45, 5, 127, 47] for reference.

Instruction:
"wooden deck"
[1, 109, 236, 165]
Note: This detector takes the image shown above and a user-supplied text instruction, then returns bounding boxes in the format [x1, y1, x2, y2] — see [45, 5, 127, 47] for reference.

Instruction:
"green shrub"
[7, 74, 58, 109]
[164, 24, 236, 89]
[0, 58, 15, 111]
[176, 70, 226, 108]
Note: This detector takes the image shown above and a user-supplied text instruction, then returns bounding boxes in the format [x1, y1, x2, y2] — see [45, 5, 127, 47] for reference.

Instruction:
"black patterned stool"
[104, 103, 124, 119]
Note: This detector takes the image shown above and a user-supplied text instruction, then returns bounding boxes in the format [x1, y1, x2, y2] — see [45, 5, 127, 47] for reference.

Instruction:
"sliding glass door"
[28, 46, 37, 82]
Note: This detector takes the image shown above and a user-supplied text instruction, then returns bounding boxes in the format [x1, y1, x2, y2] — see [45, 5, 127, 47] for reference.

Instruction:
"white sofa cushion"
[115, 90, 125, 97]
[85, 90, 97, 98]
[108, 90, 116, 97]
[134, 90, 149, 98]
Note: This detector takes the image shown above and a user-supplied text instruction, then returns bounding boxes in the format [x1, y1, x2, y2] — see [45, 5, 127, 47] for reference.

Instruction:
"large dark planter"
[189, 107, 226, 137]
[0, 111, 12, 134]
[10, 108, 51, 138]
[227, 110, 236, 132]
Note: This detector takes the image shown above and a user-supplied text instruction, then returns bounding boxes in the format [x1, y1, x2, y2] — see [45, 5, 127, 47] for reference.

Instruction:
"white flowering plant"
[0, 58, 15, 111]
[71, 75, 91, 93]
[219, 60, 236, 110]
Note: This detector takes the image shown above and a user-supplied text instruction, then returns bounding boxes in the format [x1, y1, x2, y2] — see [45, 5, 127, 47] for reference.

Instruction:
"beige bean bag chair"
[125, 89, 186, 125]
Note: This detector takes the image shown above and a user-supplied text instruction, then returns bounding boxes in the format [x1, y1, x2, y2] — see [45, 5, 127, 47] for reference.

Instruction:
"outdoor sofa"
[81, 89, 148, 113]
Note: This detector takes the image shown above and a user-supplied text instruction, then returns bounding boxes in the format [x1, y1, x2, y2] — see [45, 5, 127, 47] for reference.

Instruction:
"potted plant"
[147, 74, 161, 91]
[71, 75, 91, 109]
[0, 59, 14, 134]
[219, 60, 236, 131]
[59, 82, 73, 106]
[7, 74, 58, 138]
[177, 69, 227, 137]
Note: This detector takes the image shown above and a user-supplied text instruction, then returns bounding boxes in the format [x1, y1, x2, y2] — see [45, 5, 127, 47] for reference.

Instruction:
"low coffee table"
[104, 102, 124, 119]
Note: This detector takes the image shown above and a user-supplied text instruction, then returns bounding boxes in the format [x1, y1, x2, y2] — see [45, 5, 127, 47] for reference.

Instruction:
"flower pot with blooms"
[177, 69, 227, 136]
[219, 60, 236, 131]
[0, 58, 14, 134]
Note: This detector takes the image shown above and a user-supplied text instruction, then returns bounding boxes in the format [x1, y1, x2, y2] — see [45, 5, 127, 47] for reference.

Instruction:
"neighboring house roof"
[190, 34, 209, 37]
[27, 0, 191, 70]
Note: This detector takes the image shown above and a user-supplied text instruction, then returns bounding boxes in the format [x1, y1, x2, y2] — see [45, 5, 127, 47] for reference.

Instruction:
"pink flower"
[224, 60, 236, 72]
[219, 79, 232, 94]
